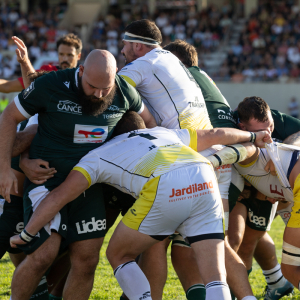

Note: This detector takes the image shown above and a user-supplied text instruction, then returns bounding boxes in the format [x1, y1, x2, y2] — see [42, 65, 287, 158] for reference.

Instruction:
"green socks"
[186, 283, 206, 300]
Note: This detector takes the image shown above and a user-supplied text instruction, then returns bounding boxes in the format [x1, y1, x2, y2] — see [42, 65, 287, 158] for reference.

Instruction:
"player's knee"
[72, 251, 99, 273]
[28, 251, 55, 273]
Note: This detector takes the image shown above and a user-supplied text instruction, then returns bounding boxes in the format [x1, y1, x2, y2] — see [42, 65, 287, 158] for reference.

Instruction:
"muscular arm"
[196, 128, 270, 152]
[20, 60, 35, 89]
[139, 105, 157, 128]
[12, 124, 38, 157]
[0, 79, 23, 93]
[24, 170, 89, 235]
[0, 102, 27, 200]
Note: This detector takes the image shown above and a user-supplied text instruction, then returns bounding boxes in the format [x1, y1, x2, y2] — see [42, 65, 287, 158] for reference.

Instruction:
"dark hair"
[56, 33, 82, 54]
[28, 70, 51, 82]
[125, 19, 162, 45]
[163, 40, 198, 68]
[238, 96, 270, 123]
[112, 111, 146, 137]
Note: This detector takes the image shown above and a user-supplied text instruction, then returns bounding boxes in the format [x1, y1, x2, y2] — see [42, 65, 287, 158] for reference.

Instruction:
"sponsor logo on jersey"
[130, 208, 137, 216]
[270, 184, 284, 197]
[76, 217, 106, 234]
[63, 81, 70, 88]
[139, 291, 151, 300]
[23, 82, 35, 99]
[107, 105, 120, 112]
[74, 124, 108, 143]
[248, 209, 266, 227]
[169, 180, 213, 198]
[13, 222, 24, 235]
[57, 100, 82, 115]
[188, 96, 204, 108]
[103, 113, 123, 119]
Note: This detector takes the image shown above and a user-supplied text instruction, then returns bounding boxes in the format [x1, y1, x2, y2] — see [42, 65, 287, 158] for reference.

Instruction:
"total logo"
[57, 100, 82, 115]
[76, 217, 106, 234]
[74, 124, 108, 143]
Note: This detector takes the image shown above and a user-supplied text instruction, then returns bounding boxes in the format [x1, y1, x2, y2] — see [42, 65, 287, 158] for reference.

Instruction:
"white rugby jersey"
[74, 127, 209, 198]
[234, 142, 297, 202]
[118, 49, 212, 130]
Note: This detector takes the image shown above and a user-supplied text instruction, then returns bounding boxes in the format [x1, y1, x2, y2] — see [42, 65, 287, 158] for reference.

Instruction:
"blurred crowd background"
[1, 0, 300, 83]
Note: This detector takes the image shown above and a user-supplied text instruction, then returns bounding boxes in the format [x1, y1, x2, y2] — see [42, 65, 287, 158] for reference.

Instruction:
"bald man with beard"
[0, 49, 156, 300]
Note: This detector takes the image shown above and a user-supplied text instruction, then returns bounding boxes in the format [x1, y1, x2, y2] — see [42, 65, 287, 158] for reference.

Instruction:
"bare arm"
[139, 105, 157, 128]
[12, 36, 35, 89]
[0, 79, 23, 93]
[0, 102, 27, 201]
[12, 124, 38, 157]
[196, 128, 271, 152]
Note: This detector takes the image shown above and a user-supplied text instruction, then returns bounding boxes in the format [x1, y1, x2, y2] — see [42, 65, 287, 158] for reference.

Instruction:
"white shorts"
[122, 163, 224, 243]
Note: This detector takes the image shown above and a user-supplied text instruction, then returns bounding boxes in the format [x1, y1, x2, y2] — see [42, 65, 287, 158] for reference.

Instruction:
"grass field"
[0, 216, 299, 299]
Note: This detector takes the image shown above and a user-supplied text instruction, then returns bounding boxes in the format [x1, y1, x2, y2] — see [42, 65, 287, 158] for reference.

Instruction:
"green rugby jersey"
[14, 68, 143, 178]
[188, 66, 236, 128]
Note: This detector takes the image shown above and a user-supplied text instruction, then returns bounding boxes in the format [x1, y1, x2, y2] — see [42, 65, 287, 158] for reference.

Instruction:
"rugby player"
[231, 129, 300, 291]
[163, 39, 244, 300]
[229, 96, 300, 299]
[0, 49, 156, 300]
[10, 111, 271, 300]
[0, 33, 82, 93]
[118, 20, 258, 300]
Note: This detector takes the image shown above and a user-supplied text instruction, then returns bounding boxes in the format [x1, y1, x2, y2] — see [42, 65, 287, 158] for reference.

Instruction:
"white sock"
[205, 281, 231, 300]
[114, 261, 152, 300]
[241, 296, 257, 300]
[263, 263, 286, 289]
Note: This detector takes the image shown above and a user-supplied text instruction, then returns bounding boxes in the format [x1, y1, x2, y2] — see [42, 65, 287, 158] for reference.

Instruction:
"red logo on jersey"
[169, 180, 213, 198]
[270, 185, 284, 197]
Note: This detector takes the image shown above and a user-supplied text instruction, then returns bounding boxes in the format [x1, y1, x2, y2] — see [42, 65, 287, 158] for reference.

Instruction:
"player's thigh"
[228, 201, 247, 250]
[107, 221, 158, 269]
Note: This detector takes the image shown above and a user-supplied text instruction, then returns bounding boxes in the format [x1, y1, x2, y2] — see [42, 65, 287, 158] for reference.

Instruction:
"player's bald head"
[83, 49, 116, 85]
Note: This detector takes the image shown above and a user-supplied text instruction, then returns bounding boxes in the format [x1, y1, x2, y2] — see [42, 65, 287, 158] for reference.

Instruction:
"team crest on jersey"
[57, 100, 82, 115]
[107, 105, 119, 112]
[23, 82, 35, 99]
[74, 124, 108, 143]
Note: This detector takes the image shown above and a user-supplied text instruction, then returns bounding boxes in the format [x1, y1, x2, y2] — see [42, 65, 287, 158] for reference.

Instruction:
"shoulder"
[116, 74, 140, 97]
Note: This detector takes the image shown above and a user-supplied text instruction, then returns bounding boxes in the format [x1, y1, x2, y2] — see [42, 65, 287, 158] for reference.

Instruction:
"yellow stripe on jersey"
[132, 145, 208, 178]
[179, 108, 213, 130]
[288, 173, 300, 228]
[187, 128, 197, 151]
[120, 75, 137, 87]
[72, 167, 92, 188]
[238, 157, 258, 168]
[123, 176, 160, 231]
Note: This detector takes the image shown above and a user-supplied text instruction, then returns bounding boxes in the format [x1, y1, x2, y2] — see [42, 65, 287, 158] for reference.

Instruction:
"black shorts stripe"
[187, 232, 224, 244]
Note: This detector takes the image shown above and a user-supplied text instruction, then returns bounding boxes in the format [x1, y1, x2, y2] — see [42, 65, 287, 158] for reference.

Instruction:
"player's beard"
[77, 76, 117, 116]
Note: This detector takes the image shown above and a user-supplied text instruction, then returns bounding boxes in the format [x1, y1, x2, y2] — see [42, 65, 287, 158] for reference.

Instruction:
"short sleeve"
[72, 152, 101, 188]
[118, 60, 147, 88]
[117, 75, 144, 114]
[172, 129, 196, 150]
[14, 75, 50, 118]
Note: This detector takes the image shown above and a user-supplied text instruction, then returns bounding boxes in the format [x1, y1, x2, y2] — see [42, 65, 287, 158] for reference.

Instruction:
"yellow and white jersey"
[74, 127, 210, 198]
[234, 142, 295, 202]
[118, 49, 212, 130]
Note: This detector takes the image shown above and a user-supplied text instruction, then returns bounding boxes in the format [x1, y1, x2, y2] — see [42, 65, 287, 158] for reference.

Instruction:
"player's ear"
[78, 64, 84, 76]
[238, 122, 247, 131]
[77, 53, 82, 60]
